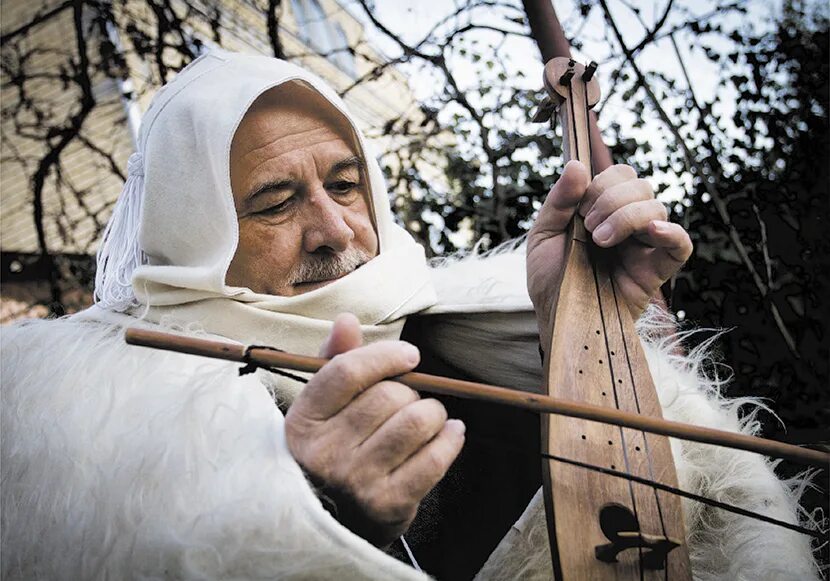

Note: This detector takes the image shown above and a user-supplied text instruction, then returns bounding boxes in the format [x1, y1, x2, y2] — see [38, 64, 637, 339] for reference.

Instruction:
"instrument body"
[540, 57, 691, 579]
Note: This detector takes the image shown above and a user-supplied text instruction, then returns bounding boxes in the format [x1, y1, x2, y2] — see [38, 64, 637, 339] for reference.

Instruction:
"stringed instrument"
[121, 57, 828, 577]
[534, 57, 691, 579]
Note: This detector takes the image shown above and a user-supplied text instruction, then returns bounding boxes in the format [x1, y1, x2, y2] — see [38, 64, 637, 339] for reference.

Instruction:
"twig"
[597, 0, 799, 358]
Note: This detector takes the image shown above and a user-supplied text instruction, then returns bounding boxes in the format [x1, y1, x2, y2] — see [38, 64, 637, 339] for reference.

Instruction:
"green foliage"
[669, 3, 828, 431]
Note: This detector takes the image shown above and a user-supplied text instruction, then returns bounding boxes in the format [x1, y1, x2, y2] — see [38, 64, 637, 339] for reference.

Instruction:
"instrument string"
[234, 356, 825, 541]
[464, 434, 826, 541]
[579, 71, 672, 561]
[612, 275, 672, 544]
[575, 76, 654, 575]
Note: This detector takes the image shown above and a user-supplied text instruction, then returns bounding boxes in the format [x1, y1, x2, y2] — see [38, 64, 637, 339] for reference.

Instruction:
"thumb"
[532, 159, 591, 237]
[320, 312, 364, 358]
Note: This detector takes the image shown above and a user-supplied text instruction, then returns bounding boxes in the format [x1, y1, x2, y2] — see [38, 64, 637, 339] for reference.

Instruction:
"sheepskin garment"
[2, 251, 819, 579]
[1, 46, 820, 579]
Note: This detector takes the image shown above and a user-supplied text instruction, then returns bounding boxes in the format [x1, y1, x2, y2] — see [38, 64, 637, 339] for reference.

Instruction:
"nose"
[301, 188, 355, 253]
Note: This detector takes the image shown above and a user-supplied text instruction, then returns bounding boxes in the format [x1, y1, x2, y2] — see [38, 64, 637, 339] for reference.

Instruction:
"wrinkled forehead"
[231, 81, 358, 162]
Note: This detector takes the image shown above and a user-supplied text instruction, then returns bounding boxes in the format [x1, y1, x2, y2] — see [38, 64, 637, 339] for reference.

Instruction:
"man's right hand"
[284, 313, 466, 548]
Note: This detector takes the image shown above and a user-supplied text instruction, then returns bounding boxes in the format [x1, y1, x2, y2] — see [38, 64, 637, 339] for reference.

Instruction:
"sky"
[341, 0, 787, 205]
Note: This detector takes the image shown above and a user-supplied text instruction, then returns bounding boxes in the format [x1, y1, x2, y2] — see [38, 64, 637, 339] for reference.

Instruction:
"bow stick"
[124, 327, 828, 468]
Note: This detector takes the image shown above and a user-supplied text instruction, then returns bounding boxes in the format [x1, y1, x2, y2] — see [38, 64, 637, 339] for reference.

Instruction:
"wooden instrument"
[535, 57, 691, 579]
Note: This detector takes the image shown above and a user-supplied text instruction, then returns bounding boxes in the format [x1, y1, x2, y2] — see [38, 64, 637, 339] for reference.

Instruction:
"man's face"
[226, 85, 378, 296]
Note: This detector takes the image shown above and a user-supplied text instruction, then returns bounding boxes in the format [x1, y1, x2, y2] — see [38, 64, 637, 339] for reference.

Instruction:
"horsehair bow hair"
[122, 327, 827, 540]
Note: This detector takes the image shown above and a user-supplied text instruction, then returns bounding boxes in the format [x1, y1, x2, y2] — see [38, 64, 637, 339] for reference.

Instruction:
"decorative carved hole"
[608, 440, 613, 446]
[599, 359, 603, 364]
[610, 464, 616, 470]
[635, 446, 641, 452]
[611, 350, 616, 356]
[596, 330, 601, 335]
[618, 379, 623, 384]
[578, 369, 583, 374]
[584, 345, 589, 350]
[601, 391, 606, 396]
[581, 435, 587, 440]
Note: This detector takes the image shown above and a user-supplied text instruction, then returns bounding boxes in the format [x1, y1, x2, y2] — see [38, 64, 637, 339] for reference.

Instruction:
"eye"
[328, 180, 359, 195]
[255, 197, 294, 216]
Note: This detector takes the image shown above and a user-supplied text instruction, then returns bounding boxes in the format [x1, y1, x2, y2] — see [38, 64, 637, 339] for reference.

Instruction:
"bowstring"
[464, 434, 825, 541]
[239, 357, 826, 540]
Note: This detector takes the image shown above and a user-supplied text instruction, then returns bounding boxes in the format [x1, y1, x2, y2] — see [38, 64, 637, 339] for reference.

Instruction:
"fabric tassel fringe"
[94, 152, 147, 312]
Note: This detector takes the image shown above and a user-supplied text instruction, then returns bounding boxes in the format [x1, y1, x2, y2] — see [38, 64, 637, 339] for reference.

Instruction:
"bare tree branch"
[598, 0, 799, 357]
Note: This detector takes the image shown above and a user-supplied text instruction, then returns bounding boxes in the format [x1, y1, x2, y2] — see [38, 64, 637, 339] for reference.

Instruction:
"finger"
[592, 199, 668, 247]
[320, 312, 363, 357]
[335, 380, 421, 444]
[645, 221, 694, 265]
[583, 179, 654, 231]
[580, 164, 638, 216]
[357, 398, 448, 473]
[627, 221, 692, 281]
[387, 419, 465, 505]
[530, 160, 590, 238]
[297, 340, 421, 420]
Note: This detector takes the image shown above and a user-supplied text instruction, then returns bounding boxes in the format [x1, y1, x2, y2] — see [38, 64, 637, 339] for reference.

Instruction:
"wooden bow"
[535, 57, 691, 579]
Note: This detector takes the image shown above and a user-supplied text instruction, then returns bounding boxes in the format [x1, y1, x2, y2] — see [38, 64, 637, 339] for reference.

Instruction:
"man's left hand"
[527, 161, 693, 348]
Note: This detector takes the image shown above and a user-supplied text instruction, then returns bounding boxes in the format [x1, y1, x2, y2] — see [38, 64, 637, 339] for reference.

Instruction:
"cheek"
[229, 222, 301, 289]
[347, 201, 379, 256]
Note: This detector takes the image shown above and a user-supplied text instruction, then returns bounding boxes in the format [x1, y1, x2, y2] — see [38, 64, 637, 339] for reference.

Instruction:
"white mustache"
[289, 248, 373, 285]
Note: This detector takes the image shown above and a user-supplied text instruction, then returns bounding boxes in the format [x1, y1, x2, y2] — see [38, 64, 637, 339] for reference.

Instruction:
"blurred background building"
[0, 0, 433, 321]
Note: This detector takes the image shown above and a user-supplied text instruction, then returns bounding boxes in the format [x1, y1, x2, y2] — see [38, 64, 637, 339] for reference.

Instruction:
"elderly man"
[1, 50, 816, 580]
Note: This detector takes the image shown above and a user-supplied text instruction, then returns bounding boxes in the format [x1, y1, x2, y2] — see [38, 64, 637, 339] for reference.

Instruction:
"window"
[328, 22, 356, 78]
[290, 0, 356, 77]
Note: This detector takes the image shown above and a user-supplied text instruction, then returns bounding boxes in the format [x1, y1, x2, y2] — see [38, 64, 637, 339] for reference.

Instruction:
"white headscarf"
[94, 49, 436, 396]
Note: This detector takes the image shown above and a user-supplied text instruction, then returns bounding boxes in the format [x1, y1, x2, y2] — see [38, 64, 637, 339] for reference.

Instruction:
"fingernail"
[446, 419, 466, 437]
[652, 220, 670, 234]
[593, 223, 612, 244]
[584, 210, 597, 229]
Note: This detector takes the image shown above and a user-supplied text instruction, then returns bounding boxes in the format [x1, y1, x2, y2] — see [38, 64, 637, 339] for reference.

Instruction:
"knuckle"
[327, 354, 358, 387]
[651, 199, 668, 220]
[416, 399, 447, 429]
[586, 192, 608, 217]
[373, 381, 417, 410]
[399, 405, 432, 436]
[610, 164, 638, 181]
[613, 205, 637, 232]
[399, 400, 445, 437]
[636, 178, 655, 199]
[422, 445, 451, 477]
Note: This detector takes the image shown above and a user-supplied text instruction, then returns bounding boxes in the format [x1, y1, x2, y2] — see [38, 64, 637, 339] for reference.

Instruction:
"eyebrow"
[245, 156, 365, 202]
[329, 155, 364, 176]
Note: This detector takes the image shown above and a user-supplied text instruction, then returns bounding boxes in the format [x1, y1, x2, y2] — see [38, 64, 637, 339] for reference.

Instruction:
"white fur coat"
[1, 252, 819, 580]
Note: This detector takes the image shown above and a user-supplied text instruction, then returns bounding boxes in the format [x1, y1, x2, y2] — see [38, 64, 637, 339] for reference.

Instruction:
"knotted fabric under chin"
[94, 152, 147, 312]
